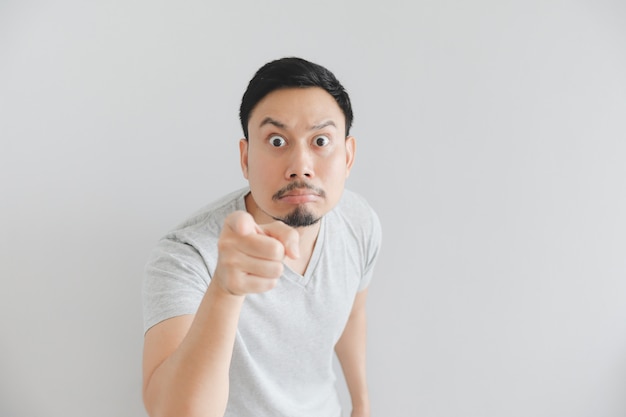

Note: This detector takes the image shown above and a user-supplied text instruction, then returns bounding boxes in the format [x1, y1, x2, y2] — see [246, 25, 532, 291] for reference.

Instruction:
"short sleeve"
[358, 207, 382, 291]
[142, 236, 210, 333]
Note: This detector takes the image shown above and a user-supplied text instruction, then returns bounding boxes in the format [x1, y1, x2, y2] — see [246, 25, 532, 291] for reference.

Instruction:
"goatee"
[274, 206, 321, 228]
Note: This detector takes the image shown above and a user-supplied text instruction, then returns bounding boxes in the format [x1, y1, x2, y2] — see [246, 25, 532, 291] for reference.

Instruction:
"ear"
[239, 138, 249, 179]
[345, 136, 356, 178]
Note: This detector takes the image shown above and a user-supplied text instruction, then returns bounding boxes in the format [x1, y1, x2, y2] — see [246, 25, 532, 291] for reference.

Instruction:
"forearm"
[335, 291, 370, 416]
[144, 281, 244, 417]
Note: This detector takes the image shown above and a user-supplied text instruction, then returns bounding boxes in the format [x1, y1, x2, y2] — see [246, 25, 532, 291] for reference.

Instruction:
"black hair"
[239, 57, 353, 139]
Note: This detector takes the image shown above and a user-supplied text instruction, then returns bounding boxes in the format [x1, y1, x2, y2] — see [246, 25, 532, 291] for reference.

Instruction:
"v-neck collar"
[282, 215, 325, 288]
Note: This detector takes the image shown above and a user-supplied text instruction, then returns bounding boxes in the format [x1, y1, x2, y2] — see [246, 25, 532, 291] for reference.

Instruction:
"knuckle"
[266, 239, 285, 260]
[256, 277, 279, 293]
[266, 278, 279, 290]
[268, 262, 284, 278]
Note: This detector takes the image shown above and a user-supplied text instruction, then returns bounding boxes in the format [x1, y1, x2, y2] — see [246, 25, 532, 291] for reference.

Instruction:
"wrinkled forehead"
[247, 87, 346, 136]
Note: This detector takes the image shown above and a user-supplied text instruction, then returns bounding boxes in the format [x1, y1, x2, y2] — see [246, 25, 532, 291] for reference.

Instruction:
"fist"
[213, 211, 299, 296]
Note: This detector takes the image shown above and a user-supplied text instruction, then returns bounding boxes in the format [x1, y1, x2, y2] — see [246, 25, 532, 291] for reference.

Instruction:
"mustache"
[272, 181, 326, 201]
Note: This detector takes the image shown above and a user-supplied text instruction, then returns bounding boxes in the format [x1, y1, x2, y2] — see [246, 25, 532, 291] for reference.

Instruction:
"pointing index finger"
[225, 211, 263, 236]
[258, 222, 300, 260]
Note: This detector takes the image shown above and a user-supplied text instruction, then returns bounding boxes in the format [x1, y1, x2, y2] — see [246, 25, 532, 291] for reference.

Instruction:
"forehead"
[248, 87, 345, 133]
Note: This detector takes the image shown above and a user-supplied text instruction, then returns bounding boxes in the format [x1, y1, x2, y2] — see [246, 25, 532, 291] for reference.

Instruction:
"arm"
[142, 211, 299, 417]
[143, 284, 243, 417]
[335, 288, 371, 417]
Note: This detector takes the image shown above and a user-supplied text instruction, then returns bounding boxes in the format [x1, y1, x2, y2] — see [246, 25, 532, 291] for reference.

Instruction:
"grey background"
[2, 1, 626, 416]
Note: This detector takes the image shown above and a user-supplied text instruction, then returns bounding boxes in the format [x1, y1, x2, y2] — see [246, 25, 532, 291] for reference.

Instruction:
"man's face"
[240, 87, 355, 227]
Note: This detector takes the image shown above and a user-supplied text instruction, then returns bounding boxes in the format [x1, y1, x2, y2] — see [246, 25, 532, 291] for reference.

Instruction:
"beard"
[270, 181, 325, 228]
[273, 205, 321, 228]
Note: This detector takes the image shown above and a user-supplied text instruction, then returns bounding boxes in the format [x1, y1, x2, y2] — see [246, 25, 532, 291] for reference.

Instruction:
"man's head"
[239, 57, 353, 140]
[239, 57, 356, 228]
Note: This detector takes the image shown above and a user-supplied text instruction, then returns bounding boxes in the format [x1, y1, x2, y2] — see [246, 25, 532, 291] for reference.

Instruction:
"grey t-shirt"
[143, 187, 382, 417]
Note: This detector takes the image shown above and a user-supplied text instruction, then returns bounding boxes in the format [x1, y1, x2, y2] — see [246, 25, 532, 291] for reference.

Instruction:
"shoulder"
[329, 189, 382, 240]
[167, 188, 248, 240]
[334, 189, 380, 223]
[145, 188, 249, 283]
[325, 189, 382, 285]
[150, 187, 248, 262]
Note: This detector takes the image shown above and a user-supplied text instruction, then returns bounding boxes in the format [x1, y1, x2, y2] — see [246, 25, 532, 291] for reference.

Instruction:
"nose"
[286, 143, 314, 180]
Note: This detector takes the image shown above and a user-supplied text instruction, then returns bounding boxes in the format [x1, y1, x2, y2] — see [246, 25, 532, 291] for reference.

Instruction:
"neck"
[285, 222, 320, 276]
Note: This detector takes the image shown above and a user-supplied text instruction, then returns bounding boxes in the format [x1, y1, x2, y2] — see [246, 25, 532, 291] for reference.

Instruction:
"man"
[142, 57, 382, 417]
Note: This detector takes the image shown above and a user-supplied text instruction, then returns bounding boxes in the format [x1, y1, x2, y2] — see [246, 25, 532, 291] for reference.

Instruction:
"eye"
[269, 135, 286, 147]
[314, 135, 330, 147]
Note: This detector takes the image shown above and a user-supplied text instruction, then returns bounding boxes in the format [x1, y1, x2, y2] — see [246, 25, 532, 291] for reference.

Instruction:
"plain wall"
[1, 1, 626, 416]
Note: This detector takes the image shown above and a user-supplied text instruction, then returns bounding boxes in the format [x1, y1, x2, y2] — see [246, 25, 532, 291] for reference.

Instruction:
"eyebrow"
[310, 120, 336, 131]
[259, 117, 287, 130]
[259, 117, 337, 131]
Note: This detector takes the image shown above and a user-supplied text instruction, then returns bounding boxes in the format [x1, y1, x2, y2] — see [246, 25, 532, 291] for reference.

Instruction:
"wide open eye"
[314, 135, 330, 147]
[269, 135, 286, 147]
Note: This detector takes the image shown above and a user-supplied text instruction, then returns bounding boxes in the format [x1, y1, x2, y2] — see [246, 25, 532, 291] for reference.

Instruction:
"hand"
[213, 210, 299, 296]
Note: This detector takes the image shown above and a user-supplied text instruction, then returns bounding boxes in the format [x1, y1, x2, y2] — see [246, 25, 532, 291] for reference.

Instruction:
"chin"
[273, 206, 321, 228]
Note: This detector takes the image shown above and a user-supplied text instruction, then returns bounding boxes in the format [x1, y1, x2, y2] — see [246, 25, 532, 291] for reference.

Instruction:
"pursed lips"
[278, 189, 321, 204]
[282, 189, 318, 197]
[272, 182, 326, 201]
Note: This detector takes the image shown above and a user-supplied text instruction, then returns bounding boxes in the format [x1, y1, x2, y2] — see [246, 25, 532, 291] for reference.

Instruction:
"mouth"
[272, 181, 325, 202]
[279, 194, 320, 204]
[283, 189, 318, 197]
